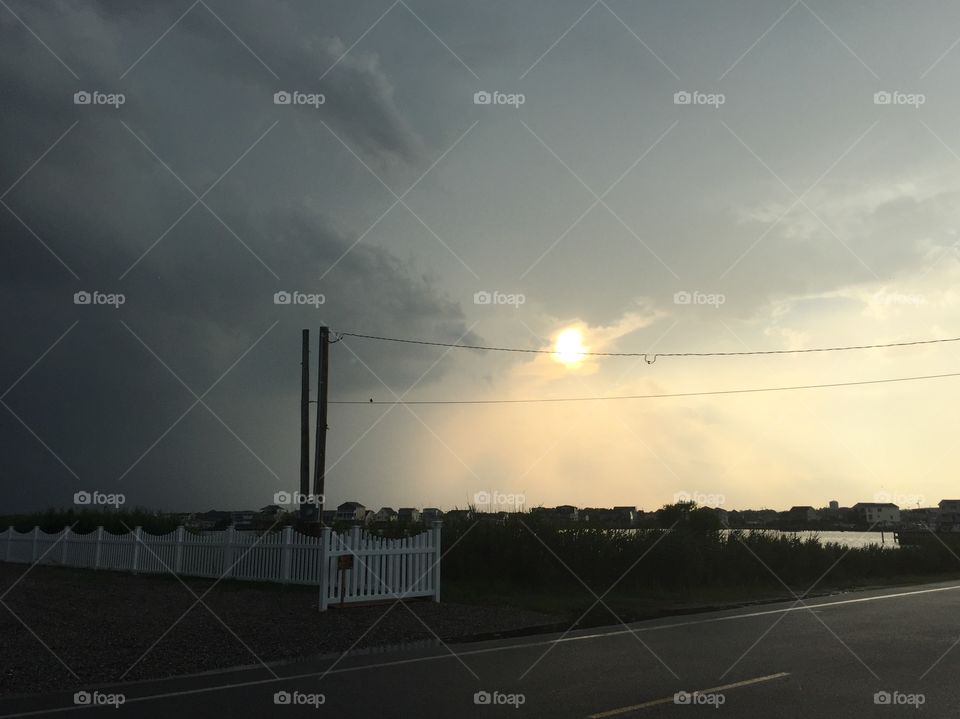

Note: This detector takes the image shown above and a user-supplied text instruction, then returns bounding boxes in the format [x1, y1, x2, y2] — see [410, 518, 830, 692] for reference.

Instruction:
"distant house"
[398, 507, 420, 524]
[363, 510, 376, 526]
[444, 509, 473, 522]
[375, 507, 398, 523]
[196, 510, 231, 531]
[554, 505, 579, 522]
[321, 510, 337, 525]
[938, 500, 960, 531]
[852, 502, 900, 527]
[421, 508, 444, 524]
[613, 506, 637, 525]
[901, 507, 939, 529]
[335, 502, 366, 524]
[787, 506, 819, 522]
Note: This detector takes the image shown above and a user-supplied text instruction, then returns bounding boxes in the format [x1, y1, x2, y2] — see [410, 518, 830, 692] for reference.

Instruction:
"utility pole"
[299, 329, 312, 522]
[313, 326, 330, 524]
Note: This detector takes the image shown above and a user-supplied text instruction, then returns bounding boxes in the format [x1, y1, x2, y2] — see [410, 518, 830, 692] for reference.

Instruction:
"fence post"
[281, 526, 293, 584]
[431, 521, 442, 603]
[131, 526, 142, 574]
[94, 526, 104, 569]
[174, 526, 185, 574]
[31, 526, 39, 562]
[223, 526, 235, 578]
[318, 526, 331, 611]
[61, 526, 70, 566]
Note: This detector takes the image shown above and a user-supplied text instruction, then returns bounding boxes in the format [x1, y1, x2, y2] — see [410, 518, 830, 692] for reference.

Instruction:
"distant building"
[613, 506, 638, 525]
[851, 502, 900, 527]
[787, 506, 819, 522]
[398, 507, 420, 524]
[554, 505, 579, 522]
[938, 500, 960, 531]
[335, 502, 367, 524]
[829, 500, 839, 511]
[421, 508, 444, 524]
[444, 509, 473, 522]
[375, 507, 398, 523]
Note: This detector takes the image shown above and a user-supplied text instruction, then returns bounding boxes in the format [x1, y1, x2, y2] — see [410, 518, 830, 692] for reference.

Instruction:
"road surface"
[2, 580, 960, 717]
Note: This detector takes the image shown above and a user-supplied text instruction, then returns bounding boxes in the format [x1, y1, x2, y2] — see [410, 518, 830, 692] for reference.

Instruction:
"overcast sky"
[4, 0, 960, 515]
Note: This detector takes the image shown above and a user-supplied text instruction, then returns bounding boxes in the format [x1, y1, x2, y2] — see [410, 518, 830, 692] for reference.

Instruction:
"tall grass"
[441, 522, 960, 595]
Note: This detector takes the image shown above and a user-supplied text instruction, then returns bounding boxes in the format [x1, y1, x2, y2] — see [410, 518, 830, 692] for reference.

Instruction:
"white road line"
[587, 672, 791, 717]
[2, 584, 958, 717]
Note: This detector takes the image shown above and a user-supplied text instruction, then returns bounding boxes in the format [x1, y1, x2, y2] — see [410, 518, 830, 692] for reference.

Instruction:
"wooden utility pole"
[299, 329, 311, 522]
[313, 327, 330, 524]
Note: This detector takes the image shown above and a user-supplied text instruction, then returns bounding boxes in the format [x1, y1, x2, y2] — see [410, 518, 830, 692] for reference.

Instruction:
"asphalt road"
[3, 581, 960, 718]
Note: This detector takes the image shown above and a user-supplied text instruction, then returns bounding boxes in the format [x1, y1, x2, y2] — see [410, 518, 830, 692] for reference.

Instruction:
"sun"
[554, 328, 586, 365]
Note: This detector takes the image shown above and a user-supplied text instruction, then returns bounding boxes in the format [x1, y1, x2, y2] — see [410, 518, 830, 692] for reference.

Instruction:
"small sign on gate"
[337, 554, 354, 570]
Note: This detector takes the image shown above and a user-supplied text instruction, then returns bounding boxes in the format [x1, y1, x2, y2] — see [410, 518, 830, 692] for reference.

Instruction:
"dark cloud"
[0, 0, 470, 512]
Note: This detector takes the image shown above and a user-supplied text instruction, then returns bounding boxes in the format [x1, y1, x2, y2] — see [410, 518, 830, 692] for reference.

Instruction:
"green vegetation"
[0, 508, 180, 535]
[440, 503, 960, 621]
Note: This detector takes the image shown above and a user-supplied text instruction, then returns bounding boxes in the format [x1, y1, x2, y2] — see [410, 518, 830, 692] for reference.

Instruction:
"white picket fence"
[0, 523, 442, 611]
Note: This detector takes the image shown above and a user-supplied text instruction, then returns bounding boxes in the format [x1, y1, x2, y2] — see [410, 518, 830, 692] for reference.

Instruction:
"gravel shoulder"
[0, 564, 560, 697]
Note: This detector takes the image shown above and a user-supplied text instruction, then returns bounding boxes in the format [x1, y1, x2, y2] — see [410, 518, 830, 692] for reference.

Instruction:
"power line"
[335, 330, 960, 361]
[330, 369, 960, 405]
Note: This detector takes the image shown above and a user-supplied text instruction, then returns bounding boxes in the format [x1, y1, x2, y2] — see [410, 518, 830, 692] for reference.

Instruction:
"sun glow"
[554, 328, 586, 365]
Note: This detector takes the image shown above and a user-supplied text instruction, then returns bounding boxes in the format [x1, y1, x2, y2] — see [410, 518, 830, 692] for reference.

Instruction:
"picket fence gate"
[0, 523, 442, 611]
